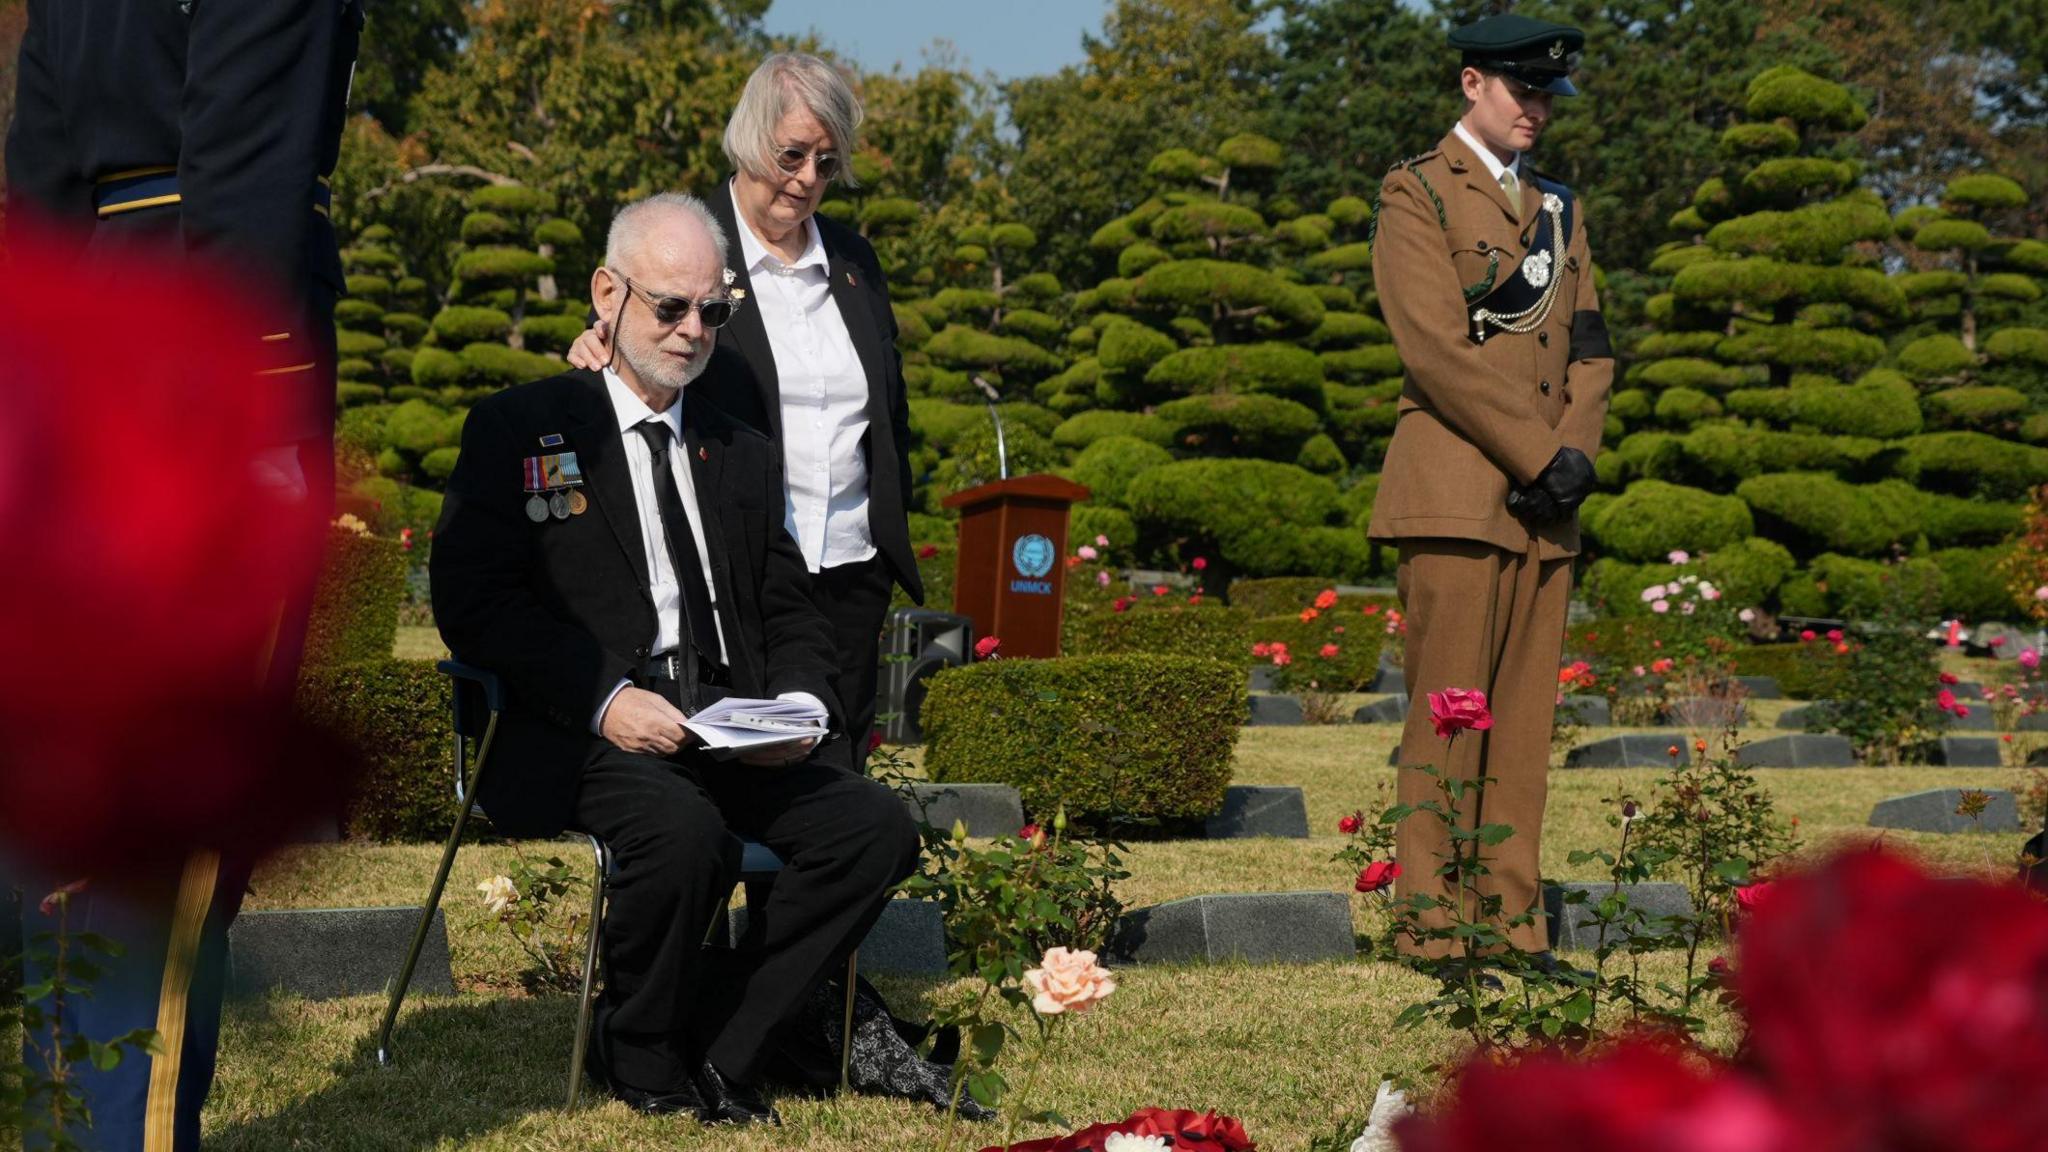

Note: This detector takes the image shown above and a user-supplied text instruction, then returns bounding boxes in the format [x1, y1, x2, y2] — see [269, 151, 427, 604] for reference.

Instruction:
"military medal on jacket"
[522, 444, 587, 521]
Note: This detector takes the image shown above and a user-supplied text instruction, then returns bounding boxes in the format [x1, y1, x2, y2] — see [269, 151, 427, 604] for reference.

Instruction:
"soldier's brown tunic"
[1368, 130, 1614, 956]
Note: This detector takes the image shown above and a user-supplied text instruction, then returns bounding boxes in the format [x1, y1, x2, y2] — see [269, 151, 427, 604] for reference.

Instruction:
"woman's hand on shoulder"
[565, 321, 608, 371]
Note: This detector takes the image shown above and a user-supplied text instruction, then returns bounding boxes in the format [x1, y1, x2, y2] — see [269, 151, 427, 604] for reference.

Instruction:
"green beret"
[1449, 13, 1584, 96]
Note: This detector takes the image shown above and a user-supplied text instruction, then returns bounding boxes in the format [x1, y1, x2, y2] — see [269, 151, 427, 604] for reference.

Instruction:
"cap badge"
[1549, 40, 1565, 59]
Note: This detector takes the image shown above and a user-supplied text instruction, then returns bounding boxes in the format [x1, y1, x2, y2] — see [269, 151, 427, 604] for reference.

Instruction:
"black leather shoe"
[1522, 951, 1595, 981]
[697, 1058, 782, 1127]
[1426, 957, 1505, 993]
[584, 1012, 709, 1119]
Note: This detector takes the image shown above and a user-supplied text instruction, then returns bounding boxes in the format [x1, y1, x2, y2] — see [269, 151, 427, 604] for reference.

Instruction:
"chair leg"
[840, 950, 858, 1095]
[378, 712, 498, 1069]
[567, 836, 610, 1110]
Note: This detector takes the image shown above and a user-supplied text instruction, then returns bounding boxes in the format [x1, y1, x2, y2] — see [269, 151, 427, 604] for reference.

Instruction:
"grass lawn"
[9, 637, 2034, 1150]
[185, 701, 2034, 1151]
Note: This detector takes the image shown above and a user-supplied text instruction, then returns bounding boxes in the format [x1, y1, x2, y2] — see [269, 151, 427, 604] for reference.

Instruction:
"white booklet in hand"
[683, 696, 829, 760]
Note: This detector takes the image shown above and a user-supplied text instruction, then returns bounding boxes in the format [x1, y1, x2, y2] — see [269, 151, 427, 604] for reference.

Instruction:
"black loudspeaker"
[879, 608, 974, 745]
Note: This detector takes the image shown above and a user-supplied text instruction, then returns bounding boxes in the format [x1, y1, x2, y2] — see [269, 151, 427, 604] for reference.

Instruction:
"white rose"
[1104, 1135, 1170, 1152]
[477, 875, 519, 919]
[1350, 1080, 1413, 1152]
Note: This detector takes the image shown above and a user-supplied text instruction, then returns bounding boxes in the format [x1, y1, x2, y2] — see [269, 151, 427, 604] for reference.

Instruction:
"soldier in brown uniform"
[1367, 13, 1613, 968]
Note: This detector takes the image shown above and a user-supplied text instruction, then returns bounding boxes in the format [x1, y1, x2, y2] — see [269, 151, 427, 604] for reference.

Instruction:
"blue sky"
[759, 0, 1108, 80]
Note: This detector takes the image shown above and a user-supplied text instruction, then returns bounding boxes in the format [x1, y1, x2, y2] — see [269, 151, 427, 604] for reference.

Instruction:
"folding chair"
[374, 660, 857, 1110]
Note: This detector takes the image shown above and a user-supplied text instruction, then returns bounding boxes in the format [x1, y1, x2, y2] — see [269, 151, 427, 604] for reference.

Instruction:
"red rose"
[1018, 823, 1040, 841]
[1314, 588, 1339, 610]
[0, 232, 346, 873]
[1299, 606, 1320, 622]
[1251, 642, 1272, 658]
[1800, 629, 1817, 642]
[1428, 687, 1493, 739]
[1956, 703, 1971, 717]
[1826, 629, 1844, 641]
[867, 730, 885, 753]
[1939, 672, 1959, 685]
[974, 635, 1002, 659]
[1363, 604, 1381, 615]
[1734, 880, 1776, 915]
[1737, 850, 2048, 1151]
[1991, 635, 2008, 647]
[1355, 860, 1400, 892]
[1338, 812, 1363, 835]
[1187, 593, 1203, 605]
[1112, 597, 1133, 614]
[1319, 643, 1340, 659]
[38, 878, 89, 917]
[1937, 689, 1958, 713]
[1393, 1037, 1794, 1152]
[1153, 584, 1169, 596]
[1121, 1107, 1257, 1151]
[918, 543, 939, 559]
[1191, 556, 1208, 571]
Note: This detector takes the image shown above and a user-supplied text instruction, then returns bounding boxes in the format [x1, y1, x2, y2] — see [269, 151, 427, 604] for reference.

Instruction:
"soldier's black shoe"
[1522, 951, 1595, 981]
[1427, 957, 1505, 993]
[697, 1058, 782, 1127]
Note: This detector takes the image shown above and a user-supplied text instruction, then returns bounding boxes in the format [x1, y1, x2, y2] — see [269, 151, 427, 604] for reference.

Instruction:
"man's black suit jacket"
[699, 181, 925, 604]
[431, 368, 843, 838]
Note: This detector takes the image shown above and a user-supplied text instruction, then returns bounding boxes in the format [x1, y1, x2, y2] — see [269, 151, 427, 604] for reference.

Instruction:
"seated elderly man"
[429, 191, 920, 1126]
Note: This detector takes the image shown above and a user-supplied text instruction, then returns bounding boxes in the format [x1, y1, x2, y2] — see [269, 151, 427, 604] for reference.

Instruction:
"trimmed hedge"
[297, 658, 455, 842]
[1727, 644, 1834, 700]
[1227, 577, 1390, 618]
[1931, 546, 2017, 621]
[1896, 432, 2048, 499]
[1145, 343, 1325, 408]
[1735, 473, 1923, 558]
[921, 655, 1245, 821]
[304, 528, 408, 668]
[1589, 480, 1753, 561]
[1052, 409, 1175, 450]
[1246, 613, 1387, 691]
[1063, 602, 1252, 664]
[1070, 435, 1173, 507]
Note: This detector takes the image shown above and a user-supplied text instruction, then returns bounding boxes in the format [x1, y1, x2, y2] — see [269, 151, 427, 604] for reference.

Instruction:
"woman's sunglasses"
[774, 146, 841, 181]
[617, 274, 739, 329]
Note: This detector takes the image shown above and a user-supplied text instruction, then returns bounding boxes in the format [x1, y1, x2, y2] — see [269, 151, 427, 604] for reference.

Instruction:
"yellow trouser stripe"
[99, 193, 183, 218]
[143, 850, 221, 1152]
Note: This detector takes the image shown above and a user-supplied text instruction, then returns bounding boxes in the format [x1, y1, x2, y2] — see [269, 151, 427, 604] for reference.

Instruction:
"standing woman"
[572, 53, 922, 764]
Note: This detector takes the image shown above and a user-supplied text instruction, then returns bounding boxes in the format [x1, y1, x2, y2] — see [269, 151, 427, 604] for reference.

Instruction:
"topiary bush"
[1697, 537, 1798, 611]
[1070, 435, 1173, 507]
[303, 525, 408, 668]
[1931, 546, 2016, 620]
[1735, 473, 1923, 557]
[1245, 613, 1387, 691]
[1896, 432, 2048, 499]
[921, 655, 1244, 821]
[1226, 578, 1390, 618]
[1051, 409, 1175, 450]
[1896, 334, 1977, 382]
[298, 658, 457, 842]
[1925, 385, 2029, 430]
[1153, 392, 1320, 458]
[1589, 480, 1753, 562]
[1063, 602, 1251, 665]
[1144, 343, 1325, 408]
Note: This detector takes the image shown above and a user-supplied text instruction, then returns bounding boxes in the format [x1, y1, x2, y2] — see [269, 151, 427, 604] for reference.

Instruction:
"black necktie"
[632, 419, 720, 672]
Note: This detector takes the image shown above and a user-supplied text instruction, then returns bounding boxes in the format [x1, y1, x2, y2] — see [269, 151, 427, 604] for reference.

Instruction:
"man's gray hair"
[604, 191, 730, 272]
[722, 52, 863, 188]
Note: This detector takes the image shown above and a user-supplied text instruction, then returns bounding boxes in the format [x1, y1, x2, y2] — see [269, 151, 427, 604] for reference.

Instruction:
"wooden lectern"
[941, 474, 1092, 659]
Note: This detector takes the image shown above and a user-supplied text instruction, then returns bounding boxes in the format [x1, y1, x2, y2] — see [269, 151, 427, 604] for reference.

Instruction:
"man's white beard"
[621, 339, 708, 394]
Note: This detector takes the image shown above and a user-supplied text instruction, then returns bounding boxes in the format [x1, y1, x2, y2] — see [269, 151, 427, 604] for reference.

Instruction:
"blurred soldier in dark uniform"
[5, 3, 360, 1148]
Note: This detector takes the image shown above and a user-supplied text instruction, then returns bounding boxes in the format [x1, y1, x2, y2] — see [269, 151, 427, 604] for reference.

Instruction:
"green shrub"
[1727, 644, 1835, 700]
[1126, 459, 1347, 576]
[1931, 546, 2016, 620]
[1227, 578, 1391, 618]
[1896, 334, 1977, 382]
[1145, 343, 1325, 407]
[384, 398, 455, 455]
[1615, 432, 1688, 482]
[925, 324, 1065, 379]
[1305, 312, 1389, 350]
[1304, 243, 1374, 274]
[1925, 385, 2028, 429]
[1154, 393, 1320, 457]
[1744, 66, 1868, 131]
[298, 659, 456, 842]
[1295, 432, 1346, 474]
[1654, 387, 1723, 426]
[1063, 602, 1251, 665]
[1913, 218, 1994, 253]
[303, 527, 407, 668]
[459, 342, 559, 388]
[1070, 506, 1136, 556]
[1070, 435, 1173, 507]
[1629, 357, 1745, 392]
[1920, 492, 2023, 547]
[1985, 327, 2048, 368]
[430, 305, 513, 345]
[1698, 537, 1797, 610]
[1716, 326, 1886, 374]
[1093, 320, 1177, 377]
[1135, 259, 1325, 333]
[999, 308, 1065, 344]
[1736, 473, 1928, 557]
[419, 446, 461, 482]
[452, 245, 553, 286]
[467, 184, 555, 215]
[1896, 432, 2048, 499]
[338, 382, 385, 408]
[921, 655, 1244, 821]
[1609, 389, 1653, 423]
[1149, 201, 1266, 245]
[1719, 121, 1800, 157]
[890, 541, 957, 615]
[1246, 613, 1386, 691]
[1589, 480, 1753, 562]
[1318, 345, 1403, 383]
[335, 299, 386, 329]
[517, 314, 588, 355]
[1807, 553, 1943, 619]
[1052, 409, 1174, 450]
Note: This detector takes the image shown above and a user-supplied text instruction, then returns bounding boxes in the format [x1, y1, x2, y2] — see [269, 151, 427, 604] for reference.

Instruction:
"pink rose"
[1192, 557, 1208, 571]
[1077, 545, 1098, 561]
[1668, 550, 1690, 565]
[1937, 689, 1958, 713]
[2024, 649, 2041, 671]
[2036, 585, 2048, 601]
[38, 878, 88, 917]
[1097, 570, 1112, 587]
[1652, 600, 1670, 614]
[1428, 687, 1494, 739]
[1319, 643, 1340, 659]
[1738, 608, 1756, 622]
[975, 635, 1002, 660]
[1023, 946, 1117, 1015]
[1095, 534, 1110, 548]
[1641, 584, 1666, 603]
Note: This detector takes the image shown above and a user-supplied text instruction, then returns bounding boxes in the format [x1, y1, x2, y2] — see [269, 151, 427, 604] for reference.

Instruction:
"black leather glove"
[1506, 484, 1559, 522]
[1532, 447, 1596, 514]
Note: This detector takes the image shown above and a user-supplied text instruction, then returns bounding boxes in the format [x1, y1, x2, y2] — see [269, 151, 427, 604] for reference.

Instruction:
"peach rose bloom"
[1024, 946, 1117, 1015]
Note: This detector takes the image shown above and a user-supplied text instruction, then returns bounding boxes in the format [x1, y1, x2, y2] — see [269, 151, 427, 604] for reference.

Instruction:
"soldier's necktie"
[1499, 168, 1521, 222]
[633, 419, 720, 673]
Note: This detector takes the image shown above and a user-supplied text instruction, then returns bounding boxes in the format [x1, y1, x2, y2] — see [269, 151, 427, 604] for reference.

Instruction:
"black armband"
[1569, 310, 1612, 361]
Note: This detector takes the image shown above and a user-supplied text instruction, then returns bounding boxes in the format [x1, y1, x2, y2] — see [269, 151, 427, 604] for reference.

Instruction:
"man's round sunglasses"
[615, 273, 740, 329]
[774, 146, 841, 181]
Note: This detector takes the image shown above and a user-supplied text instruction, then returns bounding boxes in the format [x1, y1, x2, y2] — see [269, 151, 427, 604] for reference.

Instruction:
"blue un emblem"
[1011, 533, 1056, 579]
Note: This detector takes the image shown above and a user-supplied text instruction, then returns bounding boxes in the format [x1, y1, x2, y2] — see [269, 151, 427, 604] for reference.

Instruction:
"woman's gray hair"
[605, 191, 730, 272]
[722, 52, 863, 188]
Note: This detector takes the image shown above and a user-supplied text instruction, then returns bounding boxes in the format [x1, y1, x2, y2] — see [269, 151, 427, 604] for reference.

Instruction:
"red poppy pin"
[697, 446, 708, 461]
[847, 270, 858, 287]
